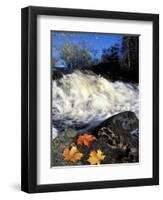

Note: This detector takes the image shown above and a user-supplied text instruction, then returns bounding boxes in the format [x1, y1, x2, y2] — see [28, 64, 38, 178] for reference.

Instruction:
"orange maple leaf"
[63, 146, 83, 162]
[87, 149, 105, 165]
[77, 134, 96, 147]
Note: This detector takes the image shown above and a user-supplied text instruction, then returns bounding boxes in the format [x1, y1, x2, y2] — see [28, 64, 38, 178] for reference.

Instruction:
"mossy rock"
[51, 129, 82, 166]
[51, 112, 139, 167]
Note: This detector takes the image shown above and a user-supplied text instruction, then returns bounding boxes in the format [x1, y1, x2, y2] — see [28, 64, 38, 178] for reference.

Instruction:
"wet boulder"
[94, 111, 139, 163]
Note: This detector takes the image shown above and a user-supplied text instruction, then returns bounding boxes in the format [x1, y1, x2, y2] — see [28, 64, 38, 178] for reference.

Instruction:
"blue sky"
[51, 31, 123, 67]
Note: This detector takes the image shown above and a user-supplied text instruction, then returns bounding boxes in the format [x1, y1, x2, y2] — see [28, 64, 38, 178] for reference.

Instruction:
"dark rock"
[51, 129, 81, 166]
[51, 112, 139, 167]
[52, 70, 63, 80]
[94, 111, 139, 163]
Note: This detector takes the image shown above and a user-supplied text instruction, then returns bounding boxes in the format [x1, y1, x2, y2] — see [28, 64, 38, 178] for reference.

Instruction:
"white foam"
[52, 70, 139, 138]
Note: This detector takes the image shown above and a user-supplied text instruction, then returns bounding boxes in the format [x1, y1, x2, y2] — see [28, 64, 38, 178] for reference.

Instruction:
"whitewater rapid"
[52, 70, 139, 139]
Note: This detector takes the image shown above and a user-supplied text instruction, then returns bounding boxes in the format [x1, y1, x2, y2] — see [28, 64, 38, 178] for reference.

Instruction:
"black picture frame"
[21, 6, 159, 193]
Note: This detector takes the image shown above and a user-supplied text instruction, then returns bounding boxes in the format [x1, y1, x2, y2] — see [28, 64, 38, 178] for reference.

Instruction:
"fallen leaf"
[77, 134, 96, 147]
[87, 149, 105, 165]
[63, 146, 83, 162]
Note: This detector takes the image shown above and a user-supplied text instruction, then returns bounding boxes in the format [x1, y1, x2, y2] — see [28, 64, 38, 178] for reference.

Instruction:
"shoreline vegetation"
[52, 34, 139, 83]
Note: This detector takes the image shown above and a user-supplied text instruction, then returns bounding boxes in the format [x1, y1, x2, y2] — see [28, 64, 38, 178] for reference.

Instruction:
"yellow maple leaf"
[87, 149, 105, 165]
[63, 146, 83, 162]
[77, 134, 96, 147]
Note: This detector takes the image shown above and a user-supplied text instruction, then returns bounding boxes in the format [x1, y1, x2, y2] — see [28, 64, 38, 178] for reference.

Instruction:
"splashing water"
[52, 70, 139, 138]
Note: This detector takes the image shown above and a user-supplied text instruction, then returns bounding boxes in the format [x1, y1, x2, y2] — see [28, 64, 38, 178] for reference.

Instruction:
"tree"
[121, 36, 139, 71]
[102, 44, 120, 64]
[101, 44, 121, 76]
[121, 36, 139, 81]
[100, 36, 139, 82]
[60, 42, 92, 70]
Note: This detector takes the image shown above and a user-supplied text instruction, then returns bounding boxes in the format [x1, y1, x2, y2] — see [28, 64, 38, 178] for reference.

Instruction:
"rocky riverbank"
[51, 111, 139, 166]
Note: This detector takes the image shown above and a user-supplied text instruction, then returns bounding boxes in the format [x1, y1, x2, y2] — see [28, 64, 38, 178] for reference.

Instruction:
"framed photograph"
[21, 6, 159, 193]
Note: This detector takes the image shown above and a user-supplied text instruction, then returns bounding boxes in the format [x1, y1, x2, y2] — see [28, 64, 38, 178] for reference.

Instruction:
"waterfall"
[52, 70, 139, 138]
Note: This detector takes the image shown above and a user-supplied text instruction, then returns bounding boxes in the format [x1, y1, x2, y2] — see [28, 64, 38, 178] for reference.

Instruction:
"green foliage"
[60, 41, 92, 70]
[52, 32, 97, 70]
